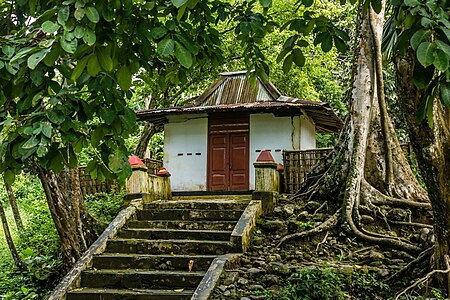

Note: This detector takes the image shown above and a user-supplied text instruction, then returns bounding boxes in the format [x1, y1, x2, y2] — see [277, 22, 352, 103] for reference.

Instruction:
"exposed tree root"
[394, 254, 450, 300]
[387, 247, 434, 283]
[277, 209, 341, 248]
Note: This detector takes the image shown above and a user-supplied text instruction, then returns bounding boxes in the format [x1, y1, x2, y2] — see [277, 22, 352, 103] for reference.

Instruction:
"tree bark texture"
[35, 165, 103, 268]
[134, 122, 160, 159]
[288, 2, 427, 253]
[395, 53, 450, 273]
[0, 197, 24, 270]
[3, 177, 23, 230]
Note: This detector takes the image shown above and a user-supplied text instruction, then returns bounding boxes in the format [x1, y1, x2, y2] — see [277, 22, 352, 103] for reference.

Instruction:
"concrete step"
[136, 209, 243, 221]
[92, 253, 216, 271]
[144, 200, 249, 210]
[117, 228, 232, 241]
[126, 220, 237, 231]
[106, 238, 229, 255]
[66, 288, 194, 300]
[81, 269, 205, 289]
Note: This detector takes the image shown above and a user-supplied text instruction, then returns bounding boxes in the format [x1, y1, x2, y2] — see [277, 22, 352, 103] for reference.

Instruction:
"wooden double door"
[207, 115, 249, 191]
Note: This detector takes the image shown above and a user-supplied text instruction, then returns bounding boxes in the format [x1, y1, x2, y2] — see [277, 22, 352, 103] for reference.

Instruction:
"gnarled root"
[277, 209, 341, 248]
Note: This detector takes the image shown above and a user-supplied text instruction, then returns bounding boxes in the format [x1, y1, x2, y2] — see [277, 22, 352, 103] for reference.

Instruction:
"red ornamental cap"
[157, 167, 171, 176]
[256, 150, 275, 163]
[276, 163, 284, 171]
[128, 156, 146, 167]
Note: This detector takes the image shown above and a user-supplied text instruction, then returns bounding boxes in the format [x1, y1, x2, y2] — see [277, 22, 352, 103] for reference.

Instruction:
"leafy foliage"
[85, 189, 123, 224]
[385, 0, 450, 125]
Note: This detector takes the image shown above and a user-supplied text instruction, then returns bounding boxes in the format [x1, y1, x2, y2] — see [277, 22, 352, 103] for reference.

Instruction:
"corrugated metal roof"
[136, 71, 343, 133]
[136, 101, 343, 133]
[195, 71, 281, 106]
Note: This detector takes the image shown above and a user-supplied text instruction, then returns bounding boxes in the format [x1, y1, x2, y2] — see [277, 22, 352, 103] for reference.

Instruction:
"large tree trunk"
[3, 177, 23, 230]
[282, 1, 428, 253]
[395, 53, 450, 283]
[34, 165, 103, 268]
[134, 122, 161, 159]
[0, 197, 24, 270]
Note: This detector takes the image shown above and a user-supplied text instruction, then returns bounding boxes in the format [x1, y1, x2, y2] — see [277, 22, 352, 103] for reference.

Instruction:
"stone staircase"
[66, 199, 250, 300]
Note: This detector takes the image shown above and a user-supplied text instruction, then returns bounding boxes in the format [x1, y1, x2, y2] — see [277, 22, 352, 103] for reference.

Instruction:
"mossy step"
[136, 209, 243, 221]
[144, 200, 249, 210]
[126, 220, 237, 231]
[92, 253, 216, 271]
[81, 269, 205, 289]
[117, 228, 232, 241]
[66, 288, 194, 300]
[106, 238, 229, 255]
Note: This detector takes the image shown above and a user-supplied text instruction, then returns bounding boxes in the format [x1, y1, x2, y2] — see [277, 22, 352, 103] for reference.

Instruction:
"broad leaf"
[27, 49, 49, 69]
[417, 42, 436, 67]
[157, 38, 175, 56]
[71, 55, 89, 80]
[292, 48, 305, 67]
[410, 29, 431, 50]
[83, 28, 96, 46]
[97, 47, 113, 72]
[172, 0, 188, 8]
[283, 53, 294, 73]
[174, 42, 193, 68]
[42, 21, 60, 33]
[371, 0, 382, 13]
[4, 170, 15, 184]
[85, 7, 99, 23]
[434, 49, 449, 72]
[321, 33, 333, 52]
[116, 65, 132, 90]
[87, 54, 101, 76]
[440, 82, 450, 107]
[57, 6, 70, 25]
[259, 0, 272, 8]
[60, 38, 78, 54]
[74, 25, 85, 39]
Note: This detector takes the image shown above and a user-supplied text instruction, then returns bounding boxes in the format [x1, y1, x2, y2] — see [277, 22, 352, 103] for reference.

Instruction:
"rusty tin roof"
[136, 71, 343, 133]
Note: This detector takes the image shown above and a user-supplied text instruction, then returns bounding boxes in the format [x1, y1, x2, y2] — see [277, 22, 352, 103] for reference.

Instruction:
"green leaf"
[404, 0, 419, 6]
[100, 108, 116, 124]
[417, 42, 436, 67]
[22, 136, 39, 149]
[60, 38, 78, 54]
[71, 55, 89, 80]
[74, 25, 85, 38]
[102, 6, 114, 22]
[434, 49, 449, 72]
[42, 21, 60, 33]
[292, 48, 305, 67]
[2, 45, 15, 58]
[116, 65, 132, 90]
[440, 82, 450, 108]
[371, 0, 382, 13]
[41, 123, 53, 138]
[57, 6, 70, 25]
[85, 7, 99, 23]
[47, 110, 66, 124]
[334, 36, 348, 53]
[157, 38, 175, 56]
[172, 0, 188, 8]
[151, 27, 167, 39]
[302, 0, 313, 7]
[44, 47, 60, 66]
[74, 7, 85, 20]
[27, 49, 49, 70]
[283, 53, 294, 73]
[259, 0, 272, 8]
[37, 145, 48, 157]
[97, 47, 113, 72]
[410, 29, 431, 50]
[91, 126, 104, 147]
[87, 54, 101, 76]
[83, 28, 96, 46]
[321, 33, 333, 52]
[174, 42, 193, 68]
[4, 170, 15, 184]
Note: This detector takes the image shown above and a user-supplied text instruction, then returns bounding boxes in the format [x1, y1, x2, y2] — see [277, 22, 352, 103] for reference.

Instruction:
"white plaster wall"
[249, 114, 302, 189]
[163, 116, 208, 191]
[300, 116, 316, 150]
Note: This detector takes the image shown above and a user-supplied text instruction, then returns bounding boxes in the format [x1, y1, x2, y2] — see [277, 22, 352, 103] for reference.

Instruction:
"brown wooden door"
[208, 115, 249, 191]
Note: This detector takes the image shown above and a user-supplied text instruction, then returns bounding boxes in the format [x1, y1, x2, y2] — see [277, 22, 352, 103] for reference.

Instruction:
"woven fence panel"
[143, 158, 163, 175]
[283, 148, 333, 194]
[78, 167, 117, 198]
[282, 143, 412, 194]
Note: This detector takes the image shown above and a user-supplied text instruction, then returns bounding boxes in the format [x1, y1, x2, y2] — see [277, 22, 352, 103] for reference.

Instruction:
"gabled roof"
[194, 71, 281, 105]
[136, 71, 343, 133]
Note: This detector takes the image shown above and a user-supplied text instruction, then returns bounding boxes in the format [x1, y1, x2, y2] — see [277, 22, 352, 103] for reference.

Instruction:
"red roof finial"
[276, 163, 284, 171]
[128, 156, 146, 168]
[157, 167, 171, 177]
[256, 150, 275, 163]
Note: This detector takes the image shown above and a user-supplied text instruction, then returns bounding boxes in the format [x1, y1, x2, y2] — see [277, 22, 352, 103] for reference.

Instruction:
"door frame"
[207, 113, 250, 191]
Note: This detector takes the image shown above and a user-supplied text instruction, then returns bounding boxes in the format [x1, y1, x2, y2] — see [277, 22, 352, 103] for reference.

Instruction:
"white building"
[137, 71, 342, 193]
